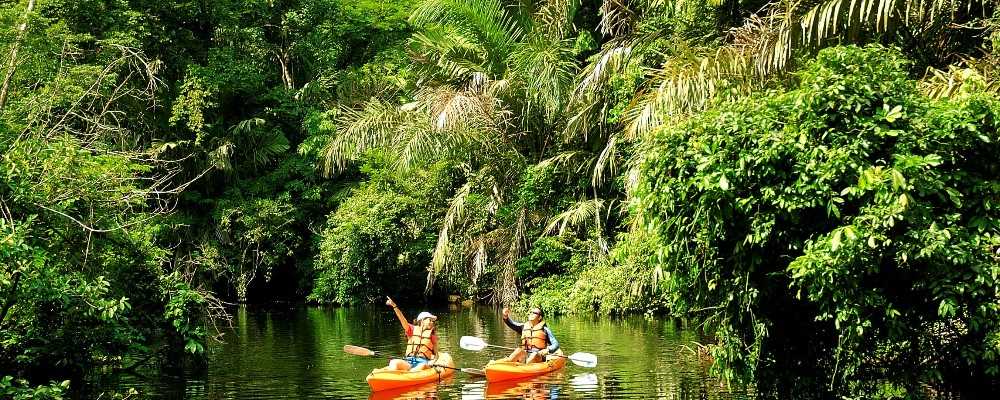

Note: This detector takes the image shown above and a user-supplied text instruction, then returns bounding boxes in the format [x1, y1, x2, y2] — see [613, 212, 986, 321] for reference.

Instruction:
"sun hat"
[416, 311, 437, 322]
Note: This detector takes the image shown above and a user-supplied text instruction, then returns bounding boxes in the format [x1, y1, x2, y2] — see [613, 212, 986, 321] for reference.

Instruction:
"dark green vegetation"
[1, 0, 998, 398]
[633, 45, 1000, 398]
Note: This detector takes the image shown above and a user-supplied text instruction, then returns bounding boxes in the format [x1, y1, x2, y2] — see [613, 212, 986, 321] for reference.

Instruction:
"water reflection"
[486, 380, 561, 399]
[461, 382, 486, 400]
[368, 381, 445, 400]
[568, 373, 598, 393]
[97, 305, 750, 399]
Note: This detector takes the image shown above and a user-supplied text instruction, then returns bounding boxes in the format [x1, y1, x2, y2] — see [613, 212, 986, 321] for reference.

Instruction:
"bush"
[516, 236, 572, 281]
[0, 376, 68, 400]
[630, 44, 1000, 398]
[519, 233, 663, 315]
[308, 157, 455, 304]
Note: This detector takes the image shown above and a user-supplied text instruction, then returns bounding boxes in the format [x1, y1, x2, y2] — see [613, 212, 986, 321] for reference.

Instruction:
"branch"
[35, 203, 159, 233]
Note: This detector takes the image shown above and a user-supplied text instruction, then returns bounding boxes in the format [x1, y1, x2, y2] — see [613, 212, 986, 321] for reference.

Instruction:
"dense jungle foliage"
[1, 0, 998, 398]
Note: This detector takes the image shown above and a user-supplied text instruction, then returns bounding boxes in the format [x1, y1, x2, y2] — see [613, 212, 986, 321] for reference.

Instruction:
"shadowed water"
[101, 305, 751, 399]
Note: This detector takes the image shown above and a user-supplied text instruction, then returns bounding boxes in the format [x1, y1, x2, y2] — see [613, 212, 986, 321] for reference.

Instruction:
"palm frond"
[563, 96, 606, 142]
[430, 182, 472, 279]
[597, 0, 690, 36]
[545, 198, 607, 235]
[537, 151, 592, 174]
[410, 0, 525, 69]
[230, 117, 267, 136]
[247, 130, 289, 167]
[508, 37, 579, 121]
[229, 117, 289, 168]
[920, 62, 1000, 98]
[592, 134, 619, 187]
[410, 26, 491, 81]
[624, 0, 991, 136]
[469, 237, 487, 285]
[598, 0, 638, 37]
[534, 0, 581, 39]
[576, 43, 634, 96]
[482, 209, 528, 304]
[421, 85, 506, 134]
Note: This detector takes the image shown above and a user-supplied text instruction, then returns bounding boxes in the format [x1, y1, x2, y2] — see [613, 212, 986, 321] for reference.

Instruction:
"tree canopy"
[1, 0, 998, 398]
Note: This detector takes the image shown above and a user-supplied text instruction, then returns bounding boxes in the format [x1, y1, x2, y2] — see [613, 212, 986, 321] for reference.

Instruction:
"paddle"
[343, 345, 486, 376]
[459, 336, 598, 368]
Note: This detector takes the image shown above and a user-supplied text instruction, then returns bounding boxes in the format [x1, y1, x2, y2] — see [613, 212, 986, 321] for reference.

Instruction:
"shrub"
[630, 44, 1000, 397]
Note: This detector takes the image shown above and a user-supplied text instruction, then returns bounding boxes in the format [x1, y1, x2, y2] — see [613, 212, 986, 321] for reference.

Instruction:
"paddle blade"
[343, 345, 376, 357]
[568, 352, 598, 368]
[461, 368, 486, 376]
[459, 336, 487, 351]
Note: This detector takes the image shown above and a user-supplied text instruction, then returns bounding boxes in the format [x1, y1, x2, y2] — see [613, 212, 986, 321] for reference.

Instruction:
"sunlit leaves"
[629, 45, 1000, 396]
[619, 0, 993, 137]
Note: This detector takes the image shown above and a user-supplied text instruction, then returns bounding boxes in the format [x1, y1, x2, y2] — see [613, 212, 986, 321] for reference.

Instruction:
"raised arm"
[502, 307, 523, 332]
[504, 317, 524, 332]
[385, 297, 410, 331]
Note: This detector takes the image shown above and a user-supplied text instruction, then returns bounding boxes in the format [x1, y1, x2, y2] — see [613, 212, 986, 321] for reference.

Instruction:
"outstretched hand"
[502, 307, 510, 319]
[385, 297, 396, 308]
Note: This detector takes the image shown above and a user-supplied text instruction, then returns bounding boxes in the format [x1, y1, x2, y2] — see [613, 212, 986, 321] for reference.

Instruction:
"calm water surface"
[104, 305, 750, 399]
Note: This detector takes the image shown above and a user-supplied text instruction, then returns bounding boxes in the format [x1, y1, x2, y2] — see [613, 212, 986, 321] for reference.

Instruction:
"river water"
[103, 305, 751, 399]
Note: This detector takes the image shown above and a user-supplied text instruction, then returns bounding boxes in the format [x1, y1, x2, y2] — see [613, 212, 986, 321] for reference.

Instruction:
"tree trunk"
[277, 50, 294, 90]
[0, 0, 36, 113]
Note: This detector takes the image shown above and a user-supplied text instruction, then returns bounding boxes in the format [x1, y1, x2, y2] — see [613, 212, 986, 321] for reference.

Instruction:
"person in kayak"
[500, 306, 559, 364]
[385, 297, 439, 371]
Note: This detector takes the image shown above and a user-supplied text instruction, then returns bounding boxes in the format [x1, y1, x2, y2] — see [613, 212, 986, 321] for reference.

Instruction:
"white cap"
[416, 312, 437, 322]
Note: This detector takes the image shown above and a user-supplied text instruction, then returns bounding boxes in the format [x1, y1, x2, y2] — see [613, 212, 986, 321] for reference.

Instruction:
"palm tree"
[322, 0, 585, 304]
[577, 0, 996, 139]
[552, 0, 997, 241]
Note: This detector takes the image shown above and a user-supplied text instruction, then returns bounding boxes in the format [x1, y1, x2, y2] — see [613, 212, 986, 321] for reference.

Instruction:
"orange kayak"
[366, 353, 455, 392]
[484, 351, 566, 382]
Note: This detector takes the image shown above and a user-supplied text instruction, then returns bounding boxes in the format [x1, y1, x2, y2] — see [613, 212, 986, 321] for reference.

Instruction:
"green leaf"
[884, 104, 903, 123]
[945, 187, 962, 207]
[843, 226, 857, 241]
[719, 175, 730, 191]
[890, 169, 906, 190]
[831, 229, 842, 252]
[937, 299, 956, 318]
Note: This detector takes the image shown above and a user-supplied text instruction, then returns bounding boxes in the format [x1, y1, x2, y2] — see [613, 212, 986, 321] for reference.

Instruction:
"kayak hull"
[366, 353, 455, 392]
[484, 351, 566, 382]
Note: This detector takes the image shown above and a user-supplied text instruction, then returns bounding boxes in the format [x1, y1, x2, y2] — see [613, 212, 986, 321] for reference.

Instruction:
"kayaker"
[385, 297, 439, 371]
[500, 306, 559, 364]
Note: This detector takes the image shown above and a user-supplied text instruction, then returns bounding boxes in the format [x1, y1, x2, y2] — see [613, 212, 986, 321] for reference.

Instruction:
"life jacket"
[520, 321, 548, 352]
[405, 325, 435, 359]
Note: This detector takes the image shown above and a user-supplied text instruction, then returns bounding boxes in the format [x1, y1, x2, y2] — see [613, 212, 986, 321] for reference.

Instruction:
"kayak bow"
[366, 353, 456, 391]
[483, 351, 566, 383]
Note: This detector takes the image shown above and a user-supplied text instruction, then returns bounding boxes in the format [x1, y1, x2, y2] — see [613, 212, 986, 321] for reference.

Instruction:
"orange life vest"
[520, 321, 548, 352]
[405, 325, 435, 359]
